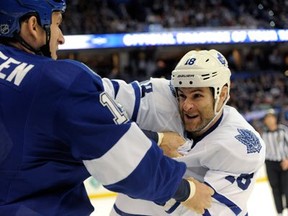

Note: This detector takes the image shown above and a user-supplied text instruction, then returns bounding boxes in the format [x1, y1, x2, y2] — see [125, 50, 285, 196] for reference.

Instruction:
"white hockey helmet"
[171, 49, 231, 114]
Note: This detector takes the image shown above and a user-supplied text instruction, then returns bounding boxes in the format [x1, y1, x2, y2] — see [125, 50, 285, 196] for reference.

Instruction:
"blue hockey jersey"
[0, 45, 186, 216]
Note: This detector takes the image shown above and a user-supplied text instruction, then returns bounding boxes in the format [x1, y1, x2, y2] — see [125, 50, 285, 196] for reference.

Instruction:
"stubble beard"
[182, 114, 214, 137]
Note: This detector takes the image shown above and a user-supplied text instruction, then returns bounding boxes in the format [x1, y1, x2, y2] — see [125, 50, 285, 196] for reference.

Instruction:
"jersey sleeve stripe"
[111, 80, 120, 97]
[83, 122, 152, 185]
[131, 81, 141, 121]
[206, 182, 242, 215]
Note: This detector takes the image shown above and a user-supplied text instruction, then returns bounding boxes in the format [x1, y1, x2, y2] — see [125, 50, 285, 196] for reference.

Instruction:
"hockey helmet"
[171, 49, 231, 114]
[0, 0, 66, 38]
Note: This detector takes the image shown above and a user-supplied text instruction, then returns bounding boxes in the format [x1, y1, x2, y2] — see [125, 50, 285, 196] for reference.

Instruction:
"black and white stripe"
[262, 124, 288, 161]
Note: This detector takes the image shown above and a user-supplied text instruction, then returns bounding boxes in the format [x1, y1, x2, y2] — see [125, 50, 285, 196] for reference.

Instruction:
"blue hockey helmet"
[0, 0, 66, 38]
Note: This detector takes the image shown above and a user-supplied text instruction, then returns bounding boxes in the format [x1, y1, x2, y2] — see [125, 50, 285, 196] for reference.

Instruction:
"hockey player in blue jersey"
[105, 50, 266, 215]
[0, 1, 214, 215]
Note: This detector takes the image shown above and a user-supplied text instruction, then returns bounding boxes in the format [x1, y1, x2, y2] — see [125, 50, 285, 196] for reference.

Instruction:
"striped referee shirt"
[262, 124, 288, 161]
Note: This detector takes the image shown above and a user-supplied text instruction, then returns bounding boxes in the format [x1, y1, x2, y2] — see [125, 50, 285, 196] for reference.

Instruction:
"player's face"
[49, 12, 65, 59]
[264, 114, 277, 129]
[177, 87, 215, 136]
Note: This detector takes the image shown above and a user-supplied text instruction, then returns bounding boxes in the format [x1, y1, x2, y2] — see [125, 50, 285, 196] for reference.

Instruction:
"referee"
[262, 109, 288, 216]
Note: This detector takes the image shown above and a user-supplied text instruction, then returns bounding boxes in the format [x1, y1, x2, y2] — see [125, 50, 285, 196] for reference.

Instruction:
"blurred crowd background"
[59, 0, 288, 129]
[62, 0, 288, 34]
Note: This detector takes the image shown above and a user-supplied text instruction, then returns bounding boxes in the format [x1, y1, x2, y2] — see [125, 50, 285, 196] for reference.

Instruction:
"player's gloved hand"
[182, 177, 214, 214]
[158, 131, 186, 158]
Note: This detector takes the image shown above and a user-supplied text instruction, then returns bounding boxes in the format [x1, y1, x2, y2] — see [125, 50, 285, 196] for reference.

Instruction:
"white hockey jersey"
[103, 78, 266, 216]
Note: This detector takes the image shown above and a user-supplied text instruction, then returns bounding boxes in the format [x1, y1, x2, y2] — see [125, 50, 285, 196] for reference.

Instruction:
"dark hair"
[19, 12, 40, 24]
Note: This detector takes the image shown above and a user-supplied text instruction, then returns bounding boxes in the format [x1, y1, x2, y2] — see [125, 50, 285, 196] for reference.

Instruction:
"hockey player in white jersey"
[105, 49, 266, 215]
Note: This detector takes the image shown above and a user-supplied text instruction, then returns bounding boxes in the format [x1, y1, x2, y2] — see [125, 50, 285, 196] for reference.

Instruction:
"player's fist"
[181, 178, 214, 214]
[159, 131, 186, 158]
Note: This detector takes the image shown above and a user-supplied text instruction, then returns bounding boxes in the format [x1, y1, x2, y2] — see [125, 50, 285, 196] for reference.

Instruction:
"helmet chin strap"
[195, 96, 222, 135]
[13, 33, 42, 55]
[40, 25, 51, 57]
[194, 93, 230, 135]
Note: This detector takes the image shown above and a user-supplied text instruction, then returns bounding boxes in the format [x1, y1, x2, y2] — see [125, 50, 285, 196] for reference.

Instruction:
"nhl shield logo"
[0, 24, 9, 35]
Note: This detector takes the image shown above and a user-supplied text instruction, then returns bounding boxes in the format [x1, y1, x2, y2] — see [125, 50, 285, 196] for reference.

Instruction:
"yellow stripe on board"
[256, 176, 267, 183]
[89, 192, 117, 199]
[88, 177, 268, 200]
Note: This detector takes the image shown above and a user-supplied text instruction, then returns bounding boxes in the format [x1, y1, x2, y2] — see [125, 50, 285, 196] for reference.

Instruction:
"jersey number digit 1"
[100, 92, 128, 125]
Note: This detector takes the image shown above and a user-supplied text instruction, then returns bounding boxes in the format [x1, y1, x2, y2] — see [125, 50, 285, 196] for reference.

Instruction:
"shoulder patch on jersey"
[235, 129, 262, 154]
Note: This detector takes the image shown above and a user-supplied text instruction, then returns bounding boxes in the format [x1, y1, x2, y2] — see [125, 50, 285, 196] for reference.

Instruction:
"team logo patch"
[235, 129, 262, 153]
[217, 53, 226, 66]
[0, 24, 9, 35]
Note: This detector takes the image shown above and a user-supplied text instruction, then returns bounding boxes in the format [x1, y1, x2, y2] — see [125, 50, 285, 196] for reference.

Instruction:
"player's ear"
[26, 16, 41, 39]
[20, 15, 46, 49]
[216, 85, 228, 112]
[221, 85, 228, 100]
[20, 15, 43, 39]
